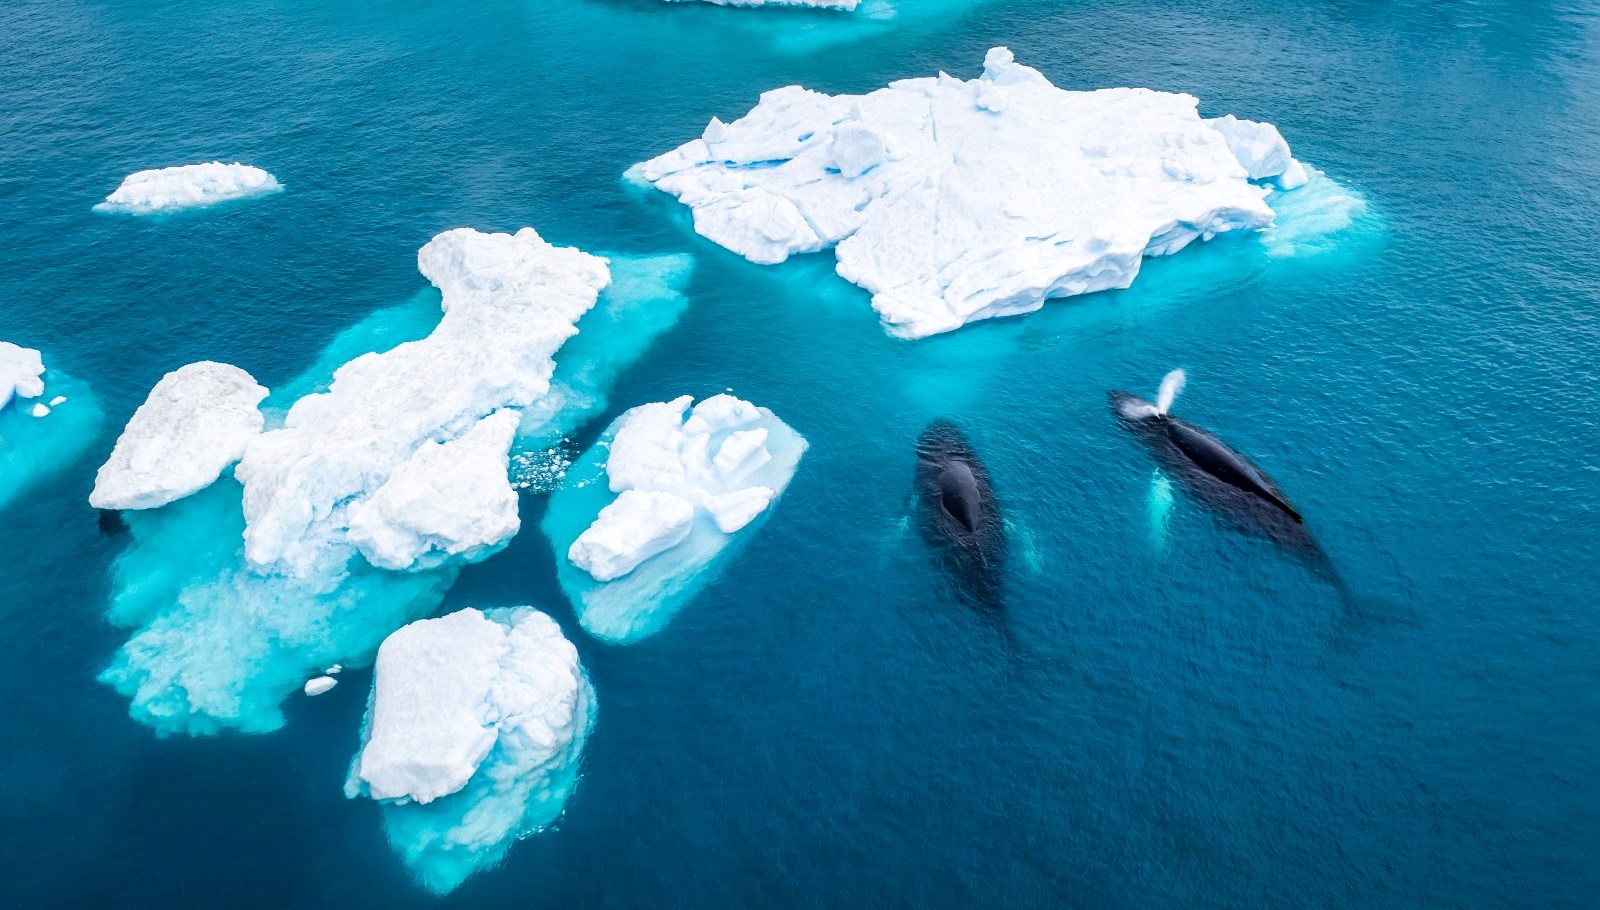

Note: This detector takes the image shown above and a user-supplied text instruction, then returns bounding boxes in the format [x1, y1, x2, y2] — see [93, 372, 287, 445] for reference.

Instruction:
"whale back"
[938, 461, 981, 532]
[1164, 417, 1301, 522]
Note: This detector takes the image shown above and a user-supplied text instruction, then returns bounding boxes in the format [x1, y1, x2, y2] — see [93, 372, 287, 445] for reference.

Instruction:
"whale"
[913, 419, 1005, 612]
[1110, 371, 1341, 590]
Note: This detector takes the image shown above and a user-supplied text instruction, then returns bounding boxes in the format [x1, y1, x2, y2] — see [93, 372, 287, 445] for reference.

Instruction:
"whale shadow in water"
[1109, 389, 1345, 595]
[913, 419, 1008, 617]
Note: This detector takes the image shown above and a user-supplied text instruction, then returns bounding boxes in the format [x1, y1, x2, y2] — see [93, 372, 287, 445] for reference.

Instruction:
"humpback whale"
[1112, 370, 1301, 521]
[1111, 371, 1342, 588]
[914, 420, 1005, 612]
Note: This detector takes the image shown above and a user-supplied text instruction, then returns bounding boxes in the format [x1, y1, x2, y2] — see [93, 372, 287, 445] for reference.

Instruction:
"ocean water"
[2, 0, 1598, 907]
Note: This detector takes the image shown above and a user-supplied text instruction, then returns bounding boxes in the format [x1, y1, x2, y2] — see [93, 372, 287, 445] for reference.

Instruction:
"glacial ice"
[89, 361, 268, 511]
[346, 607, 594, 894]
[0, 342, 45, 411]
[100, 229, 695, 735]
[303, 676, 337, 696]
[94, 162, 282, 216]
[544, 394, 806, 643]
[238, 226, 608, 578]
[346, 408, 522, 572]
[631, 47, 1348, 337]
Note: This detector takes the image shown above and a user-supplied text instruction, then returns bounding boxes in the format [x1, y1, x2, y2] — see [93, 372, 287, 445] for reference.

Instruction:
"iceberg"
[89, 361, 268, 511]
[94, 162, 282, 215]
[99, 231, 688, 735]
[631, 47, 1352, 338]
[345, 607, 594, 894]
[0, 348, 103, 513]
[543, 394, 806, 643]
[0, 342, 45, 411]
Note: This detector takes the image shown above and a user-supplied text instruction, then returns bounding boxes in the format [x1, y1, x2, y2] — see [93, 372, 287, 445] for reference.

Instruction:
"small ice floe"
[303, 676, 337, 696]
[49, 396, 66, 407]
[94, 162, 282, 216]
[31, 404, 49, 417]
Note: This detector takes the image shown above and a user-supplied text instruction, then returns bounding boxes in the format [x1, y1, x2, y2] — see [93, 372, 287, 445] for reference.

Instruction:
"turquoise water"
[2, 0, 1598, 906]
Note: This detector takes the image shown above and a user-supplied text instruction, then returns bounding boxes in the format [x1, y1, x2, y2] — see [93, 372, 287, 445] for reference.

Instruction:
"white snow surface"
[94, 162, 282, 215]
[90, 361, 268, 510]
[632, 47, 1317, 337]
[236, 227, 608, 577]
[346, 408, 522, 571]
[568, 394, 796, 582]
[348, 607, 588, 806]
[0, 342, 45, 411]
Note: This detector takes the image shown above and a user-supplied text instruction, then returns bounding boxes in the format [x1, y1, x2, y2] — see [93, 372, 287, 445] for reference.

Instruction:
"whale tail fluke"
[1155, 368, 1187, 416]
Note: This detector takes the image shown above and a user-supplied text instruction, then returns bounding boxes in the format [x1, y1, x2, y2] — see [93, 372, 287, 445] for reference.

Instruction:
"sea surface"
[2, 0, 1598, 907]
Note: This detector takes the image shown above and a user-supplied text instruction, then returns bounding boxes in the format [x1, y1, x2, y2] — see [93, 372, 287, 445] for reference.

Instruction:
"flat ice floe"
[94, 162, 282, 216]
[100, 230, 686, 735]
[346, 607, 594, 894]
[631, 47, 1357, 337]
[544, 394, 806, 643]
[90, 361, 268, 511]
[0, 345, 102, 512]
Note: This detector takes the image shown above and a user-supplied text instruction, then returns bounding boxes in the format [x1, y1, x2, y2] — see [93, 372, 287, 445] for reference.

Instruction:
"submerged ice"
[0, 344, 102, 513]
[99, 229, 687, 735]
[632, 47, 1354, 337]
[94, 162, 282, 215]
[346, 607, 594, 894]
[544, 394, 806, 643]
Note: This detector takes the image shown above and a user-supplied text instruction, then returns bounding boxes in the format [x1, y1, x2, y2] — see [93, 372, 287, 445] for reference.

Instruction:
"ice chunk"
[0, 342, 45, 411]
[94, 162, 282, 216]
[99, 233, 688, 736]
[543, 394, 806, 643]
[237, 226, 607, 579]
[31, 404, 49, 418]
[569, 489, 696, 582]
[346, 607, 594, 894]
[90, 361, 268, 511]
[303, 676, 337, 696]
[1206, 114, 1308, 189]
[346, 409, 522, 571]
[633, 48, 1346, 337]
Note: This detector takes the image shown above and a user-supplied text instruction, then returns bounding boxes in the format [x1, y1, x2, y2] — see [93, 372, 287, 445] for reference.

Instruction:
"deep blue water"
[3, 0, 1599, 907]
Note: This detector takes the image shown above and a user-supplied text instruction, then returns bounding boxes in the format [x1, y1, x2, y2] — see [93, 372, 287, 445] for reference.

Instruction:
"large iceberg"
[100, 230, 687, 735]
[94, 162, 283, 216]
[631, 47, 1353, 338]
[345, 607, 594, 894]
[0, 345, 103, 513]
[89, 361, 268, 510]
[543, 394, 806, 643]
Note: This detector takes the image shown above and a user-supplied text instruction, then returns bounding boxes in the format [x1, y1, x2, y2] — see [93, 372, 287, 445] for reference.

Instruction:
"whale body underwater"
[913, 420, 1005, 612]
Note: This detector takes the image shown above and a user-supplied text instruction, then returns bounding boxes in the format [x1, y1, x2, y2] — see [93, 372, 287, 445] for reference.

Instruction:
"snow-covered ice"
[346, 607, 594, 894]
[0, 342, 45, 411]
[99, 232, 688, 735]
[346, 408, 522, 571]
[30, 404, 49, 418]
[543, 394, 806, 643]
[237, 226, 606, 578]
[631, 47, 1354, 337]
[90, 361, 268, 511]
[303, 676, 337, 696]
[94, 162, 282, 216]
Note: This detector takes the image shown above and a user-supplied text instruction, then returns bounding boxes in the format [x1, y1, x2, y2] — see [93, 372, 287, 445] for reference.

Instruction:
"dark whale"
[914, 420, 1005, 612]
[1111, 385, 1340, 589]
